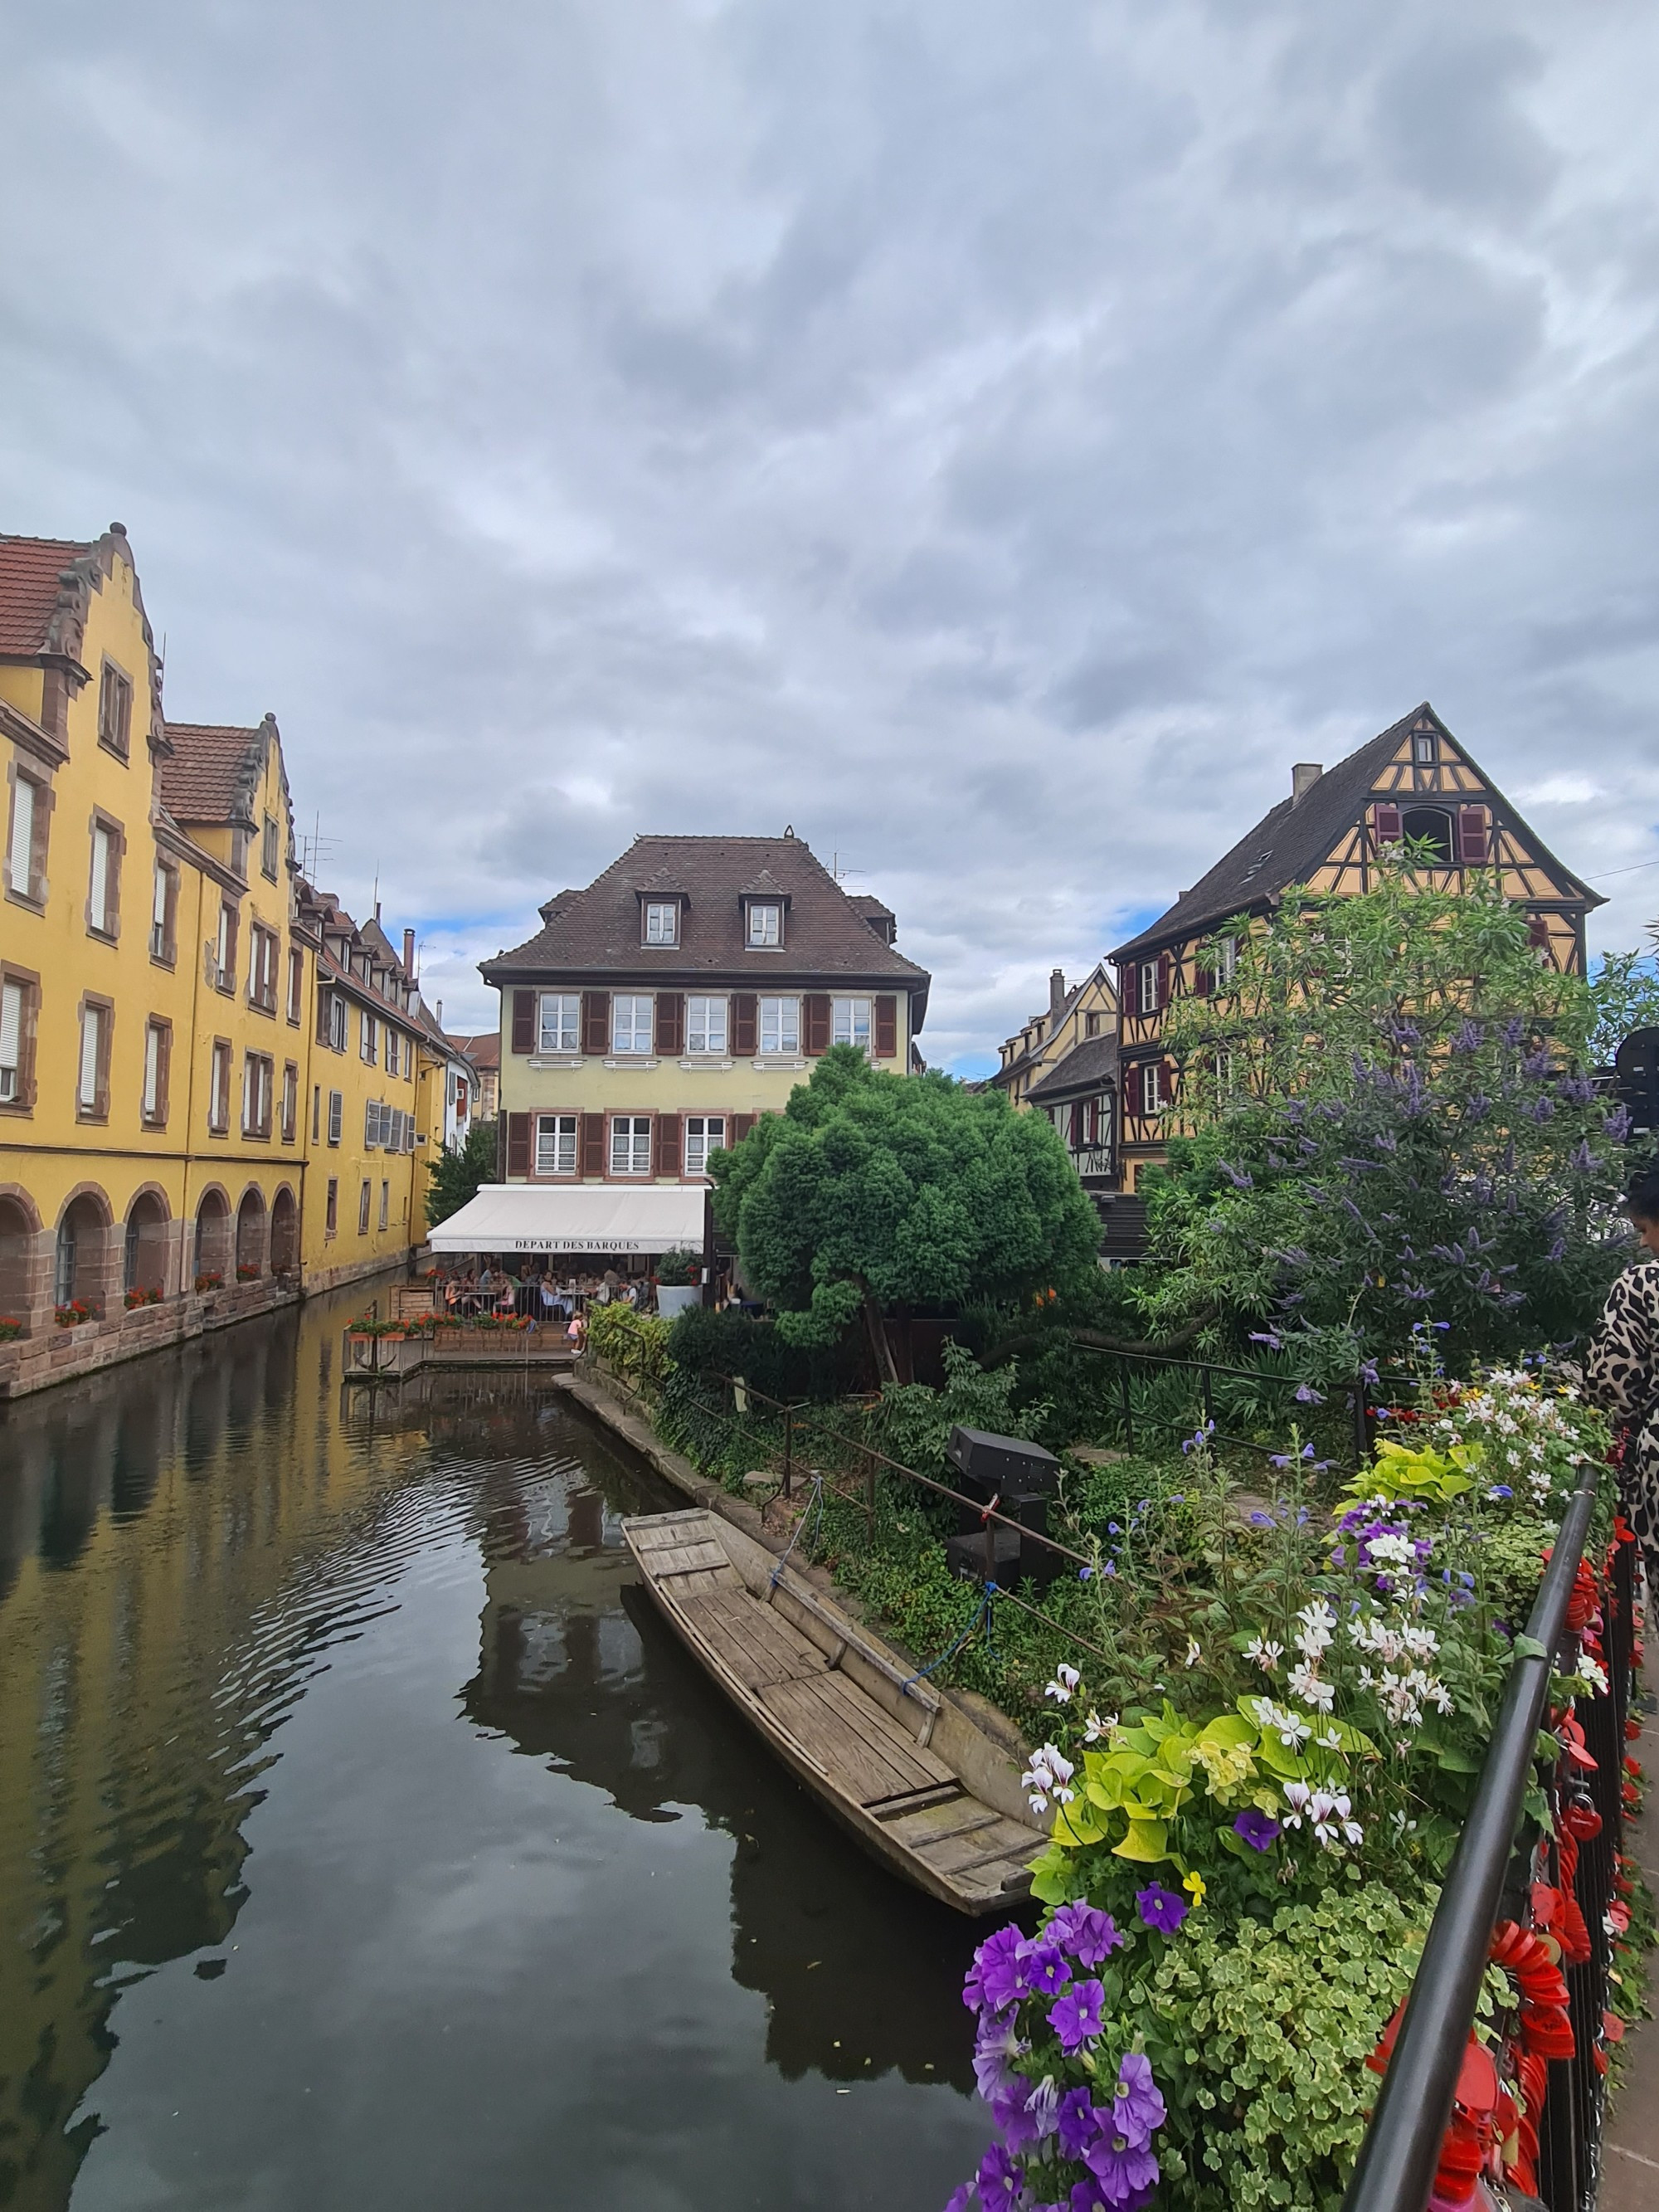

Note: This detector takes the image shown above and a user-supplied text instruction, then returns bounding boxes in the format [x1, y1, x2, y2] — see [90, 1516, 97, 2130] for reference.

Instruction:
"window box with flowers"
[236, 1263, 262, 1283]
[194, 1272, 224, 1294]
[56, 1299, 96, 1328]
[0, 1317, 23, 1342]
[124, 1286, 163, 1310]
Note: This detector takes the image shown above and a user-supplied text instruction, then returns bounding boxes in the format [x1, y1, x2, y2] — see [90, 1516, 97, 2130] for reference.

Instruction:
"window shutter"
[511, 990, 535, 1052]
[224, 905, 239, 984]
[730, 1112, 756, 1146]
[655, 992, 684, 1056]
[1373, 803, 1403, 845]
[90, 826, 109, 929]
[1070, 1099, 1085, 1147]
[1193, 958, 1213, 997]
[506, 1112, 531, 1176]
[656, 1112, 683, 1176]
[874, 996, 898, 1060]
[579, 1111, 606, 1176]
[316, 985, 330, 1045]
[1, 981, 21, 1087]
[1527, 913, 1550, 950]
[581, 991, 610, 1056]
[804, 994, 831, 1055]
[9, 777, 33, 894]
[732, 993, 758, 1056]
[1458, 806, 1489, 864]
[1155, 953, 1171, 1011]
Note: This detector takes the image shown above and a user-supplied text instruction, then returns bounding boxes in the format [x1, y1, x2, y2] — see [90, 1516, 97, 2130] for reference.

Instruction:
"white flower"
[1282, 1781, 1312, 1829]
[1183, 1638, 1202, 1669]
[1288, 1662, 1336, 1713]
[1244, 1636, 1284, 1673]
[1044, 1664, 1082, 1704]
[1253, 1698, 1312, 1747]
[1579, 1654, 1610, 1697]
[1021, 1742, 1077, 1814]
[1294, 1601, 1336, 1663]
[1082, 1707, 1116, 1743]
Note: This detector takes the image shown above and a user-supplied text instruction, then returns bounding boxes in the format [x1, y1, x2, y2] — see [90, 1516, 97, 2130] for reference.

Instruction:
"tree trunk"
[863, 1288, 899, 1388]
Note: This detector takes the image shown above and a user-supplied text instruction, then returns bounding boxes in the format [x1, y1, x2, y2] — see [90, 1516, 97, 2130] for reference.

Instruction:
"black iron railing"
[1342, 1461, 1635, 2212]
[1074, 1342, 1377, 1470]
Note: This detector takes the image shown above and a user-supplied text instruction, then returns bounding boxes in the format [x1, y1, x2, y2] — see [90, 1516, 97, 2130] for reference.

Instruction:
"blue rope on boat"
[899, 1581, 998, 1700]
[769, 1474, 826, 1590]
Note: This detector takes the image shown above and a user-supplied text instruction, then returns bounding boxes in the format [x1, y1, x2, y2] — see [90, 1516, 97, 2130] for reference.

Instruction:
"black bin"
[945, 1425, 1063, 1588]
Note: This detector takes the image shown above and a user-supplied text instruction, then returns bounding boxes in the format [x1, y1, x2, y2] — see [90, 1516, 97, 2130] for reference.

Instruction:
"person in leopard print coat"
[1584, 1162, 1659, 1586]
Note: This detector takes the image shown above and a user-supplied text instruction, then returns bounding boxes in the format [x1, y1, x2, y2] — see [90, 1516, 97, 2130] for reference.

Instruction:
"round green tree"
[709, 1047, 1102, 1382]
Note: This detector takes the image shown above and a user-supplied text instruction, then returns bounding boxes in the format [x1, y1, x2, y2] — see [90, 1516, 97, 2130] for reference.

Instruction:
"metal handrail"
[1340, 1461, 1601, 2212]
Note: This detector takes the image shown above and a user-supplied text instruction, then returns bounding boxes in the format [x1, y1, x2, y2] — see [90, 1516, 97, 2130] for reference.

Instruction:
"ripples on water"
[0, 1286, 992, 2211]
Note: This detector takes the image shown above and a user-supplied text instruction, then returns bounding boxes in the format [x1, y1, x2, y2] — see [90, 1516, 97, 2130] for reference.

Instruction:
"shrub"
[655, 1247, 700, 1287]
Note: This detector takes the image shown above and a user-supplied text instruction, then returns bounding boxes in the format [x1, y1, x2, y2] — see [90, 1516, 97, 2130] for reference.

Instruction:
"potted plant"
[124, 1286, 163, 1309]
[195, 1271, 223, 1294]
[55, 1298, 95, 1328]
[0, 1317, 23, 1342]
[654, 1249, 703, 1318]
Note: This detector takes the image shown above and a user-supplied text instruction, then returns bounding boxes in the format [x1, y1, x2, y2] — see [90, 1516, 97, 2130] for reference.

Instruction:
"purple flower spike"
[1134, 1883, 1189, 1935]
[1016, 1939, 1072, 1998]
[1048, 1976, 1107, 2054]
[1112, 2052, 1166, 2146]
[1046, 1901, 1126, 1966]
[1234, 1807, 1281, 1851]
[965, 1922, 1025, 2015]
[1057, 2085, 1102, 2160]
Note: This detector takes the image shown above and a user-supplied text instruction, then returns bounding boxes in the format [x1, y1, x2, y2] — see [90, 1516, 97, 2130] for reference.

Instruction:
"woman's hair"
[1628, 1159, 1659, 1224]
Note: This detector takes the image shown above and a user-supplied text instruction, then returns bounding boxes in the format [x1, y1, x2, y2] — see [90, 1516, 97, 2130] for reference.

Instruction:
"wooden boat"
[622, 1505, 1045, 1915]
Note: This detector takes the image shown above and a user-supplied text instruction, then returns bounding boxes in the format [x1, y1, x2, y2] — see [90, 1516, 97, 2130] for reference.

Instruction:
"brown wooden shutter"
[1458, 806, 1489, 864]
[656, 1112, 683, 1177]
[1069, 1099, 1085, 1147]
[512, 990, 535, 1052]
[581, 991, 610, 1056]
[156, 1023, 172, 1120]
[1373, 803, 1403, 845]
[874, 995, 897, 1060]
[1155, 954, 1171, 1011]
[505, 1113, 530, 1175]
[732, 993, 758, 1055]
[316, 984, 330, 1045]
[579, 1111, 606, 1175]
[804, 994, 831, 1055]
[655, 992, 684, 1056]
[1193, 957, 1213, 996]
[730, 1112, 756, 1145]
[1526, 913, 1550, 950]
[224, 905, 239, 986]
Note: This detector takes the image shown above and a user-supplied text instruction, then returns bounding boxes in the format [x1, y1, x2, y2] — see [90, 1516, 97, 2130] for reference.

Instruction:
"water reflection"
[0, 1288, 990, 2212]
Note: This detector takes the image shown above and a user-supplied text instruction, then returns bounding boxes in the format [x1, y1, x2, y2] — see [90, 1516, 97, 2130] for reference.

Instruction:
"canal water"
[0, 1285, 993, 2212]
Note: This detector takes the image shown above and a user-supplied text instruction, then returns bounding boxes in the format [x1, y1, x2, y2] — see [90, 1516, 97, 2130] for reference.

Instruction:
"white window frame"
[378, 1180, 390, 1233]
[78, 1004, 104, 1110]
[686, 995, 727, 1055]
[611, 995, 653, 1056]
[328, 993, 348, 1051]
[747, 901, 781, 948]
[759, 996, 800, 1055]
[216, 903, 235, 990]
[610, 1114, 652, 1177]
[1138, 962, 1160, 1016]
[1141, 1062, 1164, 1116]
[1214, 936, 1238, 987]
[684, 1115, 726, 1177]
[832, 996, 871, 1052]
[1412, 731, 1436, 765]
[89, 824, 114, 936]
[328, 1088, 343, 1145]
[360, 1008, 378, 1065]
[535, 1113, 577, 1177]
[358, 1181, 372, 1235]
[143, 1021, 164, 1119]
[644, 901, 679, 946]
[7, 773, 39, 901]
[538, 993, 581, 1054]
[210, 1040, 232, 1133]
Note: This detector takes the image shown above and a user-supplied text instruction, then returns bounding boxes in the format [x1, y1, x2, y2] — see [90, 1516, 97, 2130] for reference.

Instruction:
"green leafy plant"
[654, 1247, 700, 1287]
[426, 1118, 499, 1228]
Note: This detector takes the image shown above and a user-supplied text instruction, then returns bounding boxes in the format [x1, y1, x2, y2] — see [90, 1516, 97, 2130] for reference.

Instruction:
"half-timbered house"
[1108, 703, 1602, 1190]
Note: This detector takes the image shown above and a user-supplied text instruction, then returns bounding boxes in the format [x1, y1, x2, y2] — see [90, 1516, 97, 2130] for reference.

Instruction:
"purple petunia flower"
[1084, 2128, 1161, 2208]
[973, 2014, 1022, 2104]
[944, 2186, 973, 2212]
[1048, 1976, 1107, 2054]
[977, 2141, 1025, 2212]
[1234, 1807, 1281, 1851]
[1045, 1902, 1126, 1966]
[965, 1922, 1025, 2015]
[1112, 2053, 1166, 2147]
[1056, 2086, 1102, 2161]
[1134, 1883, 1189, 1935]
[993, 2072, 1047, 2151]
[1017, 1939, 1073, 1998]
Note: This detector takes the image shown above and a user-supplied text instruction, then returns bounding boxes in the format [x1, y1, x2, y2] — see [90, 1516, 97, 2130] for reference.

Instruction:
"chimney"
[1049, 967, 1067, 1021]
[436, 1000, 444, 1028]
[402, 927, 416, 977]
[1292, 763, 1324, 806]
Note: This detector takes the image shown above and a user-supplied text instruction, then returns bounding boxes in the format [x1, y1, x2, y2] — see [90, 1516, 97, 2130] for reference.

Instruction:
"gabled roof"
[160, 719, 275, 827]
[450, 1032, 500, 1069]
[483, 835, 931, 1003]
[0, 535, 90, 655]
[1110, 703, 1602, 963]
[1025, 1031, 1120, 1107]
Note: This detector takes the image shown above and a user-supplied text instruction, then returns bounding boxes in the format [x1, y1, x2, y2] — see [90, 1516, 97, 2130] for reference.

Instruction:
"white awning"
[427, 1183, 708, 1255]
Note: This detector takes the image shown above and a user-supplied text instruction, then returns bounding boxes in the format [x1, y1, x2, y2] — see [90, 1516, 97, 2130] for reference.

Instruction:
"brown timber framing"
[1107, 704, 1602, 1188]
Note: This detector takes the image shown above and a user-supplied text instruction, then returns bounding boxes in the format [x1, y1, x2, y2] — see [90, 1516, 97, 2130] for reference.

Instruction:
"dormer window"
[747, 901, 781, 948]
[1412, 731, 1437, 765]
[645, 901, 679, 947]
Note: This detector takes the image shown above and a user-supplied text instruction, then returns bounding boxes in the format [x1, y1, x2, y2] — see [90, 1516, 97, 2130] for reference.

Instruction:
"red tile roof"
[0, 535, 88, 654]
[158, 723, 264, 825]
[450, 1032, 499, 1069]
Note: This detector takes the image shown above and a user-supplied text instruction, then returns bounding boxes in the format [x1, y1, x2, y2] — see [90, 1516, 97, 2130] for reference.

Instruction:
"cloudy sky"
[5, 2, 1658, 1070]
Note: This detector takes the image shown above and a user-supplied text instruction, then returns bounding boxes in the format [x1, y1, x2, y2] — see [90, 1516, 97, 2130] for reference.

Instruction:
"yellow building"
[0, 524, 436, 1396]
[479, 834, 931, 1212]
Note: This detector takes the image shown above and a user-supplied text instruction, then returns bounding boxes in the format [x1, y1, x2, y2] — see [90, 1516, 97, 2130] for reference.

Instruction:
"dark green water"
[0, 1285, 990, 2210]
